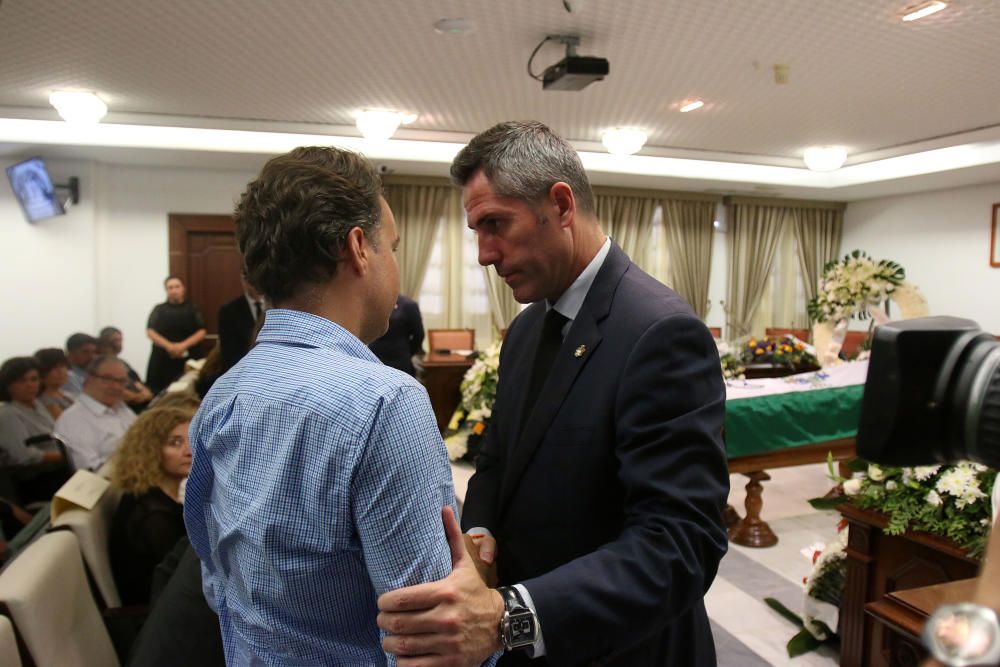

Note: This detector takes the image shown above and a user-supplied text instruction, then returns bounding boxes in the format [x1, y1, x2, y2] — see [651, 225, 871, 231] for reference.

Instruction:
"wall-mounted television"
[5, 157, 65, 223]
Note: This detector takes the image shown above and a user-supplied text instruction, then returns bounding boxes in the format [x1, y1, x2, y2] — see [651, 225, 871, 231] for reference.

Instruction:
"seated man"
[54, 355, 136, 470]
[61, 332, 98, 397]
[98, 326, 154, 410]
[184, 146, 481, 665]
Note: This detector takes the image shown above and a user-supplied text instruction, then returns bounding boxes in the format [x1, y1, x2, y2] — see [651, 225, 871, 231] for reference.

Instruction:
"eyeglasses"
[92, 374, 128, 386]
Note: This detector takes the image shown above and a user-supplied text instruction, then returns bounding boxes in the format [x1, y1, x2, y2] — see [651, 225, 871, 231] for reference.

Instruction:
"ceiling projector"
[542, 55, 609, 91]
[530, 34, 609, 91]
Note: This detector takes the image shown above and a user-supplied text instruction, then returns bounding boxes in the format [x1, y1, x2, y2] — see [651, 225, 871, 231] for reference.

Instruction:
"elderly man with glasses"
[55, 355, 137, 470]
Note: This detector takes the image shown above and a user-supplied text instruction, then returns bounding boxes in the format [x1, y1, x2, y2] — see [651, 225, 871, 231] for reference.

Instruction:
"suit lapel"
[498, 242, 631, 514]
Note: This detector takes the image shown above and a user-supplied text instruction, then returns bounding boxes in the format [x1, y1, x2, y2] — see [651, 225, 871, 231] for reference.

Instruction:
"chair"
[0, 531, 120, 667]
[841, 330, 869, 358]
[0, 615, 21, 667]
[765, 327, 810, 342]
[49, 484, 123, 609]
[428, 329, 475, 353]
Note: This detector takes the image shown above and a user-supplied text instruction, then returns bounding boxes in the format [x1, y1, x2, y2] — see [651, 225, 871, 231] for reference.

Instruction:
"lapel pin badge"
[574, 344, 587, 358]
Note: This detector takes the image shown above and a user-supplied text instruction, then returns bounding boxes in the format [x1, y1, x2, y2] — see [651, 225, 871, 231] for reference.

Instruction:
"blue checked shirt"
[184, 309, 460, 666]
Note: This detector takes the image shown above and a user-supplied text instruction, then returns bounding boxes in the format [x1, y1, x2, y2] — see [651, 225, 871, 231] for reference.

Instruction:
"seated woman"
[34, 348, 74, 420]
[0, 357, 69, 503]
[108, 406, 193, 605]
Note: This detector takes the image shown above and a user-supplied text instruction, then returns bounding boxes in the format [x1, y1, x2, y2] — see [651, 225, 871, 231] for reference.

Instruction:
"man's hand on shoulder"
[378, 507, 504, 666]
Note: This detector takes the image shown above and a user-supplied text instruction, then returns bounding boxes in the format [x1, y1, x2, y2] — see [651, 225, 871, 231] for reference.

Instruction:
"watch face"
[924, 604, 1000, 667]
[509, 609, 536, 646]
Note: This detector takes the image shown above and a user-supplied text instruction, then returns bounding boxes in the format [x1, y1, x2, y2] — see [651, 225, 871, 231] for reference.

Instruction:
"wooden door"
[168, 214, 241, 339]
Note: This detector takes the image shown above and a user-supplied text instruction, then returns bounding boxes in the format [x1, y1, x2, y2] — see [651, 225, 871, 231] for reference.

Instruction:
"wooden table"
[727, 438, 855, 547]
[421, 353, 474, 433]
[865, 578, 977, 667]
[839, 504, 979, 667]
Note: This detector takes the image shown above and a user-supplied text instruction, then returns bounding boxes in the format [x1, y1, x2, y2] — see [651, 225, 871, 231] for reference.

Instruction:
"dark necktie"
[521, 308, 569, 427]
[253, 300, 264, 323]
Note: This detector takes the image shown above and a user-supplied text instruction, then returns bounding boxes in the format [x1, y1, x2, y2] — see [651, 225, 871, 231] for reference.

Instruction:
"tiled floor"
[451, 461, 842, 667]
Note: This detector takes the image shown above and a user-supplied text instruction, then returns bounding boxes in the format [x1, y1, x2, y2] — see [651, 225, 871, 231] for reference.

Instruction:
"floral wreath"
[808, 250, 928, 366]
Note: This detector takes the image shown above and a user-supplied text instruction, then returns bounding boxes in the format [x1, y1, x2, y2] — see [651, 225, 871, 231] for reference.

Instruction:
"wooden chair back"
[428, 329, 475, 353]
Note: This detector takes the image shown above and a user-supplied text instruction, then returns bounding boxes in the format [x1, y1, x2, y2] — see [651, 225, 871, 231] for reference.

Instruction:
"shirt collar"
[254, 308, 379, 362]
[78, 392, 122, 416]
[549, 236, 612, 321]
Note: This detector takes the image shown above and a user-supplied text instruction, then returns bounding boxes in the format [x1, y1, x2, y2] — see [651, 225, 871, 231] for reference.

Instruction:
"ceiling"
[1, 0, 999, 200]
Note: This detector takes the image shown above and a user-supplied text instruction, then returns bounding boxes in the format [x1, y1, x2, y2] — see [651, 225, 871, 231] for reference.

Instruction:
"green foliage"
[827, 460, 996, 558]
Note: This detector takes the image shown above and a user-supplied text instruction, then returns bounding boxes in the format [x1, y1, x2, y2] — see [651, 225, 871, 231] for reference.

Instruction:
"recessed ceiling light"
[355, 110, 417, 142]
[601, 128, 647, 155]
[679, 100, 705, 113]
[49, 91, 107, 124]
[803, 146, 848, 172]
[901, 1, 947, 21]
[433, 18, 474, 35]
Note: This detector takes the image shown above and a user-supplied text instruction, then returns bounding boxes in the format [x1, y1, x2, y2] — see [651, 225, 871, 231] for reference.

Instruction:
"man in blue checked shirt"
[184, 146, 499, 666]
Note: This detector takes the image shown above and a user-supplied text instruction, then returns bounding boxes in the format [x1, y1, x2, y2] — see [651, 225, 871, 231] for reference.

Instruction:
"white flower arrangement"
[808, 250, 905, 324]
[445, 341, 502, 462]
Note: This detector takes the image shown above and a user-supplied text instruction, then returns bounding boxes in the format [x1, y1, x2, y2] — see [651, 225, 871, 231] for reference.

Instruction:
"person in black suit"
[217, 274, 266, 374]
[368, 295, 424, 376]
[378, 121, 729, 666]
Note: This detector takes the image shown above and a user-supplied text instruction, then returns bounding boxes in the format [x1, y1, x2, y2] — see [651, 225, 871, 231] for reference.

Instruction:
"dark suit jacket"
[217, 295, 258, 373]
[368, 295, 424, 376]
[462, 242, 729, 667]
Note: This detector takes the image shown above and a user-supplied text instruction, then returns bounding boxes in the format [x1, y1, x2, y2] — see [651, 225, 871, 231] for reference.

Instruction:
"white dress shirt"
[54, 393, 136, 470]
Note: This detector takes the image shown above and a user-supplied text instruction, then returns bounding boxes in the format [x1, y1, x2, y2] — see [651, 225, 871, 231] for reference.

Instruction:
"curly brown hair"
[110, 407, 195, 495]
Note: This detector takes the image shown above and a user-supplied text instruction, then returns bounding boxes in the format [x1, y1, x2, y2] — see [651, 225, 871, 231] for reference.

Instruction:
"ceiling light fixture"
[601, 128, 647, 155]
[433, 18, 473, 35]
[49, 91, 108, 124]
[901, 1, 947, 21]
[803, 145, 848, 172]
[679, 100, 705, 113]
[355, 110, 417, 142]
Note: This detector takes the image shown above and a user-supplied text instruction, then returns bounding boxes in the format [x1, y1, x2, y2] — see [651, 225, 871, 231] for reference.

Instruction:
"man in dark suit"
[217, 274, 266, 373]
[378, 121, 729, 666]
[368, 294, 424, 376]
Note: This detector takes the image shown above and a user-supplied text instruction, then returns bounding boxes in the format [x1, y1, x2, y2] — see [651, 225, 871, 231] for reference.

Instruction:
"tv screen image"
[6, 157, 65, 223]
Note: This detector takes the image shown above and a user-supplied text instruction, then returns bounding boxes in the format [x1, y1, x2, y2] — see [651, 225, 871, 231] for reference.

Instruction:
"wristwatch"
[497, 586, 538, 652]
[922, 603, 1000, 667]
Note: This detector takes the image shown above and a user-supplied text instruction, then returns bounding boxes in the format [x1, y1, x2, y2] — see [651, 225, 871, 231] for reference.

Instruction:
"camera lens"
[949, 334, 1000, 468]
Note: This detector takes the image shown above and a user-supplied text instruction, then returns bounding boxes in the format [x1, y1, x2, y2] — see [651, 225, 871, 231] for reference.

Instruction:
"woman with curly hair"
[108, 406, 193, 605]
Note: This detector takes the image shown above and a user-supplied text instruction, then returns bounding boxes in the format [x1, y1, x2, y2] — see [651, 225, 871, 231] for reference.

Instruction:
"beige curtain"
[384, 183, 453, 297]
[791, 207, 844, 314]
[483, 266, 520, 333]
[662, 199, 715, 319]
[726, 203, 789, 338]
[594, 194, 657, 266]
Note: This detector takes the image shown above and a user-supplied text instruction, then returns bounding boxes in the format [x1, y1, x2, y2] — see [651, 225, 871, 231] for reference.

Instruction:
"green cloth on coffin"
[725, 384, 864, 459]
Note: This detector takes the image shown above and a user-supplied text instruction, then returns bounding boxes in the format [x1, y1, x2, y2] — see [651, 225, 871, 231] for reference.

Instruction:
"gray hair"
[86, 355, 126, 376]
[450, 121, 595, 214]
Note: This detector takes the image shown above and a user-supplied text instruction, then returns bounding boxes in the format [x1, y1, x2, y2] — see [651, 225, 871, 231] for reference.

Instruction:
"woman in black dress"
[145, 276, 207, 394]
[108, 406, 194, 605]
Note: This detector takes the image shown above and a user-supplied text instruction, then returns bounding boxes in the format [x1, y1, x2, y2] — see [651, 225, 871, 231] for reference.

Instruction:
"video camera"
[857, 316, 1000, 469]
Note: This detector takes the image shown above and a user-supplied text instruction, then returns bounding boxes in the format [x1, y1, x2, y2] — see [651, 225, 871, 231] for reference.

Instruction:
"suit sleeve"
[522, 314, 729, 664]
[406, 302, 425, 356]
[217, 303, 242, 372]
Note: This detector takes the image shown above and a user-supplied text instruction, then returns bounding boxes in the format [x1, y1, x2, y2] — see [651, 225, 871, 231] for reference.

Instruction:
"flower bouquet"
[807, 250, 905, 325]
[741, 335, 818, 370]
[444, 341, 501, 462]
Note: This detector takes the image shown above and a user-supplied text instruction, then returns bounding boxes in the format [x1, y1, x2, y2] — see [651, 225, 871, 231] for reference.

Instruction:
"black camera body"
[857, 316, 1000, 468]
